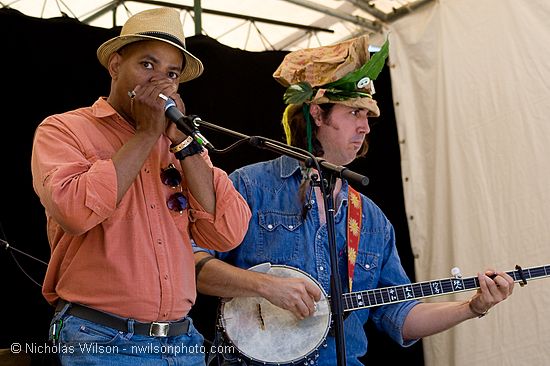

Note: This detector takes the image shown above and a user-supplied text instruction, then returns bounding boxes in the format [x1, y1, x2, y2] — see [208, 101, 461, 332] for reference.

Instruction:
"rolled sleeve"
[191, 240, 216, 256]
[372, 300, 420, 347]
[188, 166, 251, 252]
[32, 126, 118, 235]
[83, 160, 118, 218]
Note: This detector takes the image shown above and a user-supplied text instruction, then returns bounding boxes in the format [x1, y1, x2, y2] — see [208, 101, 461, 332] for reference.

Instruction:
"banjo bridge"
[257, 303, 266, 330]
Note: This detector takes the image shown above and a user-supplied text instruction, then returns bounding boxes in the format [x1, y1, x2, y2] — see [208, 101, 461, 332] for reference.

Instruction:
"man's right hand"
[260, 274, 322, 320]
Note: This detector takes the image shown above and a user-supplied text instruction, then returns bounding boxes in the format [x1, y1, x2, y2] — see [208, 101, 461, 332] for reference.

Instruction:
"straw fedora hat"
[96, 7, 204, 83]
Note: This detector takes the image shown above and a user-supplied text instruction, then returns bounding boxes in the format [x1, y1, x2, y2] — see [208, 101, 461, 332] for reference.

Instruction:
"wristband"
[174, 140, 204, 160]
[195, 256, 215, 278]
[170, 136, 194, 153]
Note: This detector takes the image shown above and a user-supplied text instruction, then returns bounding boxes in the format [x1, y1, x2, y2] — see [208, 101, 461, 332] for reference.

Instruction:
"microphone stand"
[190, 117, 369, 366]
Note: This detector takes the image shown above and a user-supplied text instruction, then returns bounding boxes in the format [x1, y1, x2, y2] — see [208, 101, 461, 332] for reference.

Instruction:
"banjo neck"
[339, 264, 550, 312]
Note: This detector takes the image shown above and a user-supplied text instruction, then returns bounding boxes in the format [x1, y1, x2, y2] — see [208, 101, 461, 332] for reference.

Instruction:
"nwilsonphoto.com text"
[12, 342, 235, 356]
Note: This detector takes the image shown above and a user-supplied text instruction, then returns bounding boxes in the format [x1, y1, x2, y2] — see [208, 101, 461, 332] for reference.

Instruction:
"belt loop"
[50, 301, 71, 345]
[186, 317, 192, 336]
[127, 318, 136, 335]
[55, 301, 71, 317]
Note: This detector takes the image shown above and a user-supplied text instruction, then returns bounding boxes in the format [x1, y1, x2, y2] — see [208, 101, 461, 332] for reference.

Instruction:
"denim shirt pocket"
[353, 251, 379, 291]
[258, 211, 303, 262]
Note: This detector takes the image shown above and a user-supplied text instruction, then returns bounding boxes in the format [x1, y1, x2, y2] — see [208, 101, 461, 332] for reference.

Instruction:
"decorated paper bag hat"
[273, 35, 389, 151]
[273, 34, 389, 117]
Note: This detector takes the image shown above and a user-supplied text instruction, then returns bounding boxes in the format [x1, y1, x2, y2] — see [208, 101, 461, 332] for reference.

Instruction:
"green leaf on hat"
[323, 38, 390, 92]
[283, 82, 314, 105]
[324, 89, 373, 101]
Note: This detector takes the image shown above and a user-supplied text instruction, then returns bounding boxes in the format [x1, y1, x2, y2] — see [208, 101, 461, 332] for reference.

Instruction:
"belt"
[56, 300, 190, 337]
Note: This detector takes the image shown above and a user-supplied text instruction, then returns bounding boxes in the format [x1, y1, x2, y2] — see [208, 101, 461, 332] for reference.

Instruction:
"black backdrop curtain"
[0, 8, 423, 365]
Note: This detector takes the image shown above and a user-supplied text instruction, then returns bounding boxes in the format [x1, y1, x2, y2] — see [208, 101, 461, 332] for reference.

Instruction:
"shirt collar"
[278, 155, 302, 179]
[91, 97, 135, 133]
[278, 155, 351, 205]
[91, 97, 118, 118]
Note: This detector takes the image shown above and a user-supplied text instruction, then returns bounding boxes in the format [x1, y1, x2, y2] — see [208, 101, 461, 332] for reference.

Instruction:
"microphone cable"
[1, 235, 47, 288]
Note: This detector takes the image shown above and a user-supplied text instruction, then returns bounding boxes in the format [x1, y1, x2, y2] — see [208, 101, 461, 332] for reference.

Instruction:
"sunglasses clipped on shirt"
[160, 163, 188, 213]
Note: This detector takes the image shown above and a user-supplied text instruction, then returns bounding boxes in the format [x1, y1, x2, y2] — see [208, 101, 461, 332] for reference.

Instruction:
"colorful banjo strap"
[347, 185, 362, 292]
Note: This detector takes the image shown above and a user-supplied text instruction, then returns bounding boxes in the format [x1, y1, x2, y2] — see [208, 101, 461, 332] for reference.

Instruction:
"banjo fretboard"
[342, 264, 549, 312]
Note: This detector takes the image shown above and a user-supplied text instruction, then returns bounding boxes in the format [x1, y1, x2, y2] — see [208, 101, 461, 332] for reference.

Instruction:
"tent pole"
[193, 0, 201, 36]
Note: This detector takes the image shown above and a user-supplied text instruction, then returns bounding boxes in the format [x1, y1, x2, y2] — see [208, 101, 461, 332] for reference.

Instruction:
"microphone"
[159, 94, 215, 151]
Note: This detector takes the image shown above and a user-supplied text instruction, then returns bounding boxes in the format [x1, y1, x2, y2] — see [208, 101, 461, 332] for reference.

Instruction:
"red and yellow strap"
[347, 186, 362, 292]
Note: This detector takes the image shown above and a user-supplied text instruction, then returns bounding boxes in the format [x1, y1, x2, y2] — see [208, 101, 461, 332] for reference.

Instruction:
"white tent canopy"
[3, 0, 430, 51]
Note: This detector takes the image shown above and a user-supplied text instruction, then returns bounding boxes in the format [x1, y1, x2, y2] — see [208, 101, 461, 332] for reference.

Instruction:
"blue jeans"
[51, 305, 206, 366]
[206, 329, 247, 366]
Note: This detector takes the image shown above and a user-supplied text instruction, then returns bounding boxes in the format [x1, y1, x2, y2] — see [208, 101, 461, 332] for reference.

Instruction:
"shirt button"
[319, 266, 324, 271]
[365, 264, 370, 269]
[288, 225, 294, 229]
[163, 313, 168, 318]
[267, 224, 273, 229]
[164, 274, 169, 280]
[317, 235, 321, 239]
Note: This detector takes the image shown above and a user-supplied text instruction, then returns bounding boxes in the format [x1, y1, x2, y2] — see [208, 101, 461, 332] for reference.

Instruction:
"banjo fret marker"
[356, 294, 364, 307]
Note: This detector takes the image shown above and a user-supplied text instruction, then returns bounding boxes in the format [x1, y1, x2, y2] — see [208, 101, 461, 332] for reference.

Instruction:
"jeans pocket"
[59, 315, 122, 346]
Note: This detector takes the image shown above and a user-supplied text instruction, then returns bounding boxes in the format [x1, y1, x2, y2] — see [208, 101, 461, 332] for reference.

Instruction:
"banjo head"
[220, 264, 331, 365]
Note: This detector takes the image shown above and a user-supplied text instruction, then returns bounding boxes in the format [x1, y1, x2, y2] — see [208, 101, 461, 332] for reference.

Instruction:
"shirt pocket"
[352, 251, 379, 291]
[258, 211, 303, 262]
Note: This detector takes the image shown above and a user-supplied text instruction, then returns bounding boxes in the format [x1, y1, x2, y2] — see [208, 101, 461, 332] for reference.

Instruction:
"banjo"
[219, 262, 549, 365]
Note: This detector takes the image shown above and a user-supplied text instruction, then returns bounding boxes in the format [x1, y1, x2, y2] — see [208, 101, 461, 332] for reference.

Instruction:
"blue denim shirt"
[194, 156, 418, 365]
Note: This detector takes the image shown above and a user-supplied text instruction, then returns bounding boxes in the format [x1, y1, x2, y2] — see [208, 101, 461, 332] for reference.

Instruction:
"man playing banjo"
[193, 35, 514, 365]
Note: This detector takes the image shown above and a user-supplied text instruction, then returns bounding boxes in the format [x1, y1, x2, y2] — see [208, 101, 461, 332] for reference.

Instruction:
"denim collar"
[278, 155, 303, 179]
[278, 155, 350, 207]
